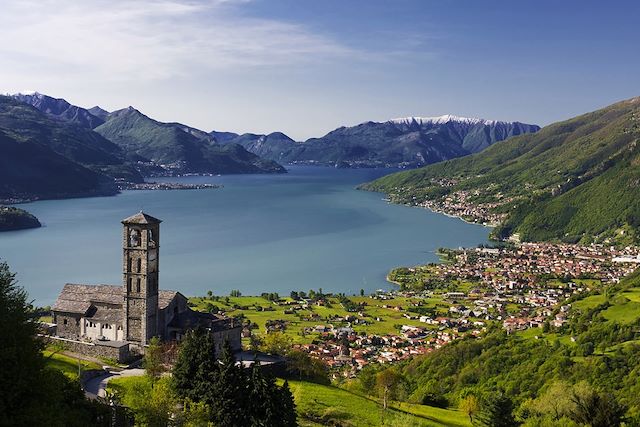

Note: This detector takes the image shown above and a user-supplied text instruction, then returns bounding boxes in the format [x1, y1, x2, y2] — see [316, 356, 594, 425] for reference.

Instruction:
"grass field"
[43, 350, 103, 379]
[107, 376, 470, 427]
[289, 380, 470, 427]
[571, 294, 607, 311]
[189, 294, 450, 344]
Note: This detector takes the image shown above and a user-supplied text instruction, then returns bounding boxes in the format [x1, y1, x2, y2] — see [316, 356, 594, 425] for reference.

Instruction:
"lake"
[0, 166, 490, 306]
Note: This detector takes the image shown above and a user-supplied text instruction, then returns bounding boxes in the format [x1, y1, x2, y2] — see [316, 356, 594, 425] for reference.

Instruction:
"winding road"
[84, 368, 145, 399]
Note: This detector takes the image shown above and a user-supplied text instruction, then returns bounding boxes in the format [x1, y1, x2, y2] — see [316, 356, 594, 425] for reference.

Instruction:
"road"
[84, 368, 145, 399]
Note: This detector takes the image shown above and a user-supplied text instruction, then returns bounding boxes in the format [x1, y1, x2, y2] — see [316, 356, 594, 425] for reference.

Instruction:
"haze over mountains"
[365, 96, 640, 244]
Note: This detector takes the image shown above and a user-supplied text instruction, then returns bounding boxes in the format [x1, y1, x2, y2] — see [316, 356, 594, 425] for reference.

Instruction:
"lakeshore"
[0, 166, 491, 306]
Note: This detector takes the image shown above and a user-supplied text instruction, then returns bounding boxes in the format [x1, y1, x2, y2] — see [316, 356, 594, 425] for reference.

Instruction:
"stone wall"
[53, 312, 82, 339]
[212, 327, 243, 354]
[41, 335, 132, 363]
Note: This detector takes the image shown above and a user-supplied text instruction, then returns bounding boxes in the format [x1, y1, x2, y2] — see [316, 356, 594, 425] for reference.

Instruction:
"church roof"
[52, 284, 122, 314]
[52, 283, 180, 314]
[122, 211, 162, 225]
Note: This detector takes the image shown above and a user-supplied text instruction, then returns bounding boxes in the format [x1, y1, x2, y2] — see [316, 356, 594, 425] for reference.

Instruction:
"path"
[84, 368, 145, 399]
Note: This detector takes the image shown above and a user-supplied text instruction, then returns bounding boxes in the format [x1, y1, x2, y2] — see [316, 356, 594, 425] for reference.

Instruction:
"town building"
[50, 212, 241, 360]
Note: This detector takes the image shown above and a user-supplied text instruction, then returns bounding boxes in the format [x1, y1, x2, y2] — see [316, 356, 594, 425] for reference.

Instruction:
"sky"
[1, 0, 639, 140]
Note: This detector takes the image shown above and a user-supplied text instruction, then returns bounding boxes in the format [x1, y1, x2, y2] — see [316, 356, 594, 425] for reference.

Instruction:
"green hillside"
[357, 269, 640, 425]
[95, 107, 286, 174]
[0, 96, 123, 166]
[0, 130, 117, 201]
[107, 375, 469, 427]
[364, 97, 640, 244]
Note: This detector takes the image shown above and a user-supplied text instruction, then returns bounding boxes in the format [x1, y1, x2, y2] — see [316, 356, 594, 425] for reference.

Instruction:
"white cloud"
[0, 0, 356, 82]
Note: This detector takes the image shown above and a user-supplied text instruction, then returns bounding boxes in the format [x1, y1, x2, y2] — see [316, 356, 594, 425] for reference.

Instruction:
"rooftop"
[52, 283, 180, 314]
[121, 211, 162, 225]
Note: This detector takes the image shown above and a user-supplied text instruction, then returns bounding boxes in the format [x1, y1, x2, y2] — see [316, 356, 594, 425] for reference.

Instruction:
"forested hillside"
[364, 97, 640, 244]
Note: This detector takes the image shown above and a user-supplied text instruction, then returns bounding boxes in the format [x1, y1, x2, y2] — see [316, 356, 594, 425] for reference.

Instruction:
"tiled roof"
[52, 284, 179, 314]
[52, 284, 122, 314]
[158, 290, 179, 310]
[122, 211, 162, 225]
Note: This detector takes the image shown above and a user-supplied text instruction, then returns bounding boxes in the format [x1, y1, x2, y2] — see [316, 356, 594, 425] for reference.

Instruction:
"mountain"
[210, 131, 239, 143]
[12, 92, 105, 129]
[87, 106, 110, 122]
[94, 107, 285, 174]
[364, 97, 640, 244]
[0, 95, 143, 185]
[0, 129, 117, 201]
[220, 132, 302, 163]
[223, 115, 539, 168]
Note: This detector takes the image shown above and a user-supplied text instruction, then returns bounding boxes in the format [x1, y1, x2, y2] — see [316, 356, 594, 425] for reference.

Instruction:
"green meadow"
[188, 294, 450, 344]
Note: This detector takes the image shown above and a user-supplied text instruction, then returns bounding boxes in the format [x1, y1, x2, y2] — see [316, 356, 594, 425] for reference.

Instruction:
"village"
[190, 241, 640, 377]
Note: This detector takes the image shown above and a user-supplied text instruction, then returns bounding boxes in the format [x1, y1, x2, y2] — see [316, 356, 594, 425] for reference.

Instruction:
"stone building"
[51, 212, 241, 358]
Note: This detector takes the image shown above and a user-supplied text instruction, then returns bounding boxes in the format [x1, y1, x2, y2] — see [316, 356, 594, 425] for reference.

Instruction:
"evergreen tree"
[277, 380, 298, 427]
[209, 341, 248, 427]
[474, 393, 518, 427]
[172, 328, 219, 402]
[0, 262, 111, 426]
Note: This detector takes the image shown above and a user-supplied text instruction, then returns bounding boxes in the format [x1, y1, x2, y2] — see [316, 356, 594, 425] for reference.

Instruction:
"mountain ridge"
[363, 96, 640, 244]
[221, 115, 539, 168]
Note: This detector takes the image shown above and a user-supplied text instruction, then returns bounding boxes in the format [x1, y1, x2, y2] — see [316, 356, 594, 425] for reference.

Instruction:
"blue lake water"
[0, 166, 490, 306]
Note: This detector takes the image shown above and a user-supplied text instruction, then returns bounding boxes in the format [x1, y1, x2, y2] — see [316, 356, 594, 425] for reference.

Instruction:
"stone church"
[51, 212, 241, 358]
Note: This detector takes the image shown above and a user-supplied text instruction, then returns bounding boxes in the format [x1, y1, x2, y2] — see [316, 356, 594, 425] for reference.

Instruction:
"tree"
[260, 331, 293, 356]
[0, 262, 110, 426]
[360, 288, 365, 297]
[474, 393, 518, 427]
[172, 330, 297, 426]
[209, 341, 248, 427]
[145, 336, 164, 382]
[172, 328, 219, 402]
[376, 368, 402, 410]
[286, 349, 329, 384]
[569, 382, 626, 427]
[111, 376, 175, 426]
[459, 394, 480, 424]
[247, 364, 297, 427]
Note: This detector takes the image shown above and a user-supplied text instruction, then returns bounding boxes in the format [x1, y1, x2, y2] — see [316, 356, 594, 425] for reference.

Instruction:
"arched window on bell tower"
[137, 258, 142, 273]
[127, 278, 132, 292]
[127, 258, 132, 273]
[136, 278, 141, 293]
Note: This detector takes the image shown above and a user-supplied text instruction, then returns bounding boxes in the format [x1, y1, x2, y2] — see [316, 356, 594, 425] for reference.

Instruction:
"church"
[51, 212, 241, 360]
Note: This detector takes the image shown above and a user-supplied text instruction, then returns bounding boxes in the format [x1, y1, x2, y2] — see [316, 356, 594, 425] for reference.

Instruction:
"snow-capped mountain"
[226, 115, 540, 167]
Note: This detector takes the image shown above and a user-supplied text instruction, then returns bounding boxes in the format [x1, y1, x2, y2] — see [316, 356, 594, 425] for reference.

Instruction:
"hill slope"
[364, 97, 640, 244]
[0, 130, 117, 201]
[95, 107, 286, 174]
[224, 116, 539, 168]
[361, 268, 640, 424]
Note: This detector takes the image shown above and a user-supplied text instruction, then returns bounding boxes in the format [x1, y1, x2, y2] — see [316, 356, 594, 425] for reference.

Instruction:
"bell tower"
[122, 211, 161, 346]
